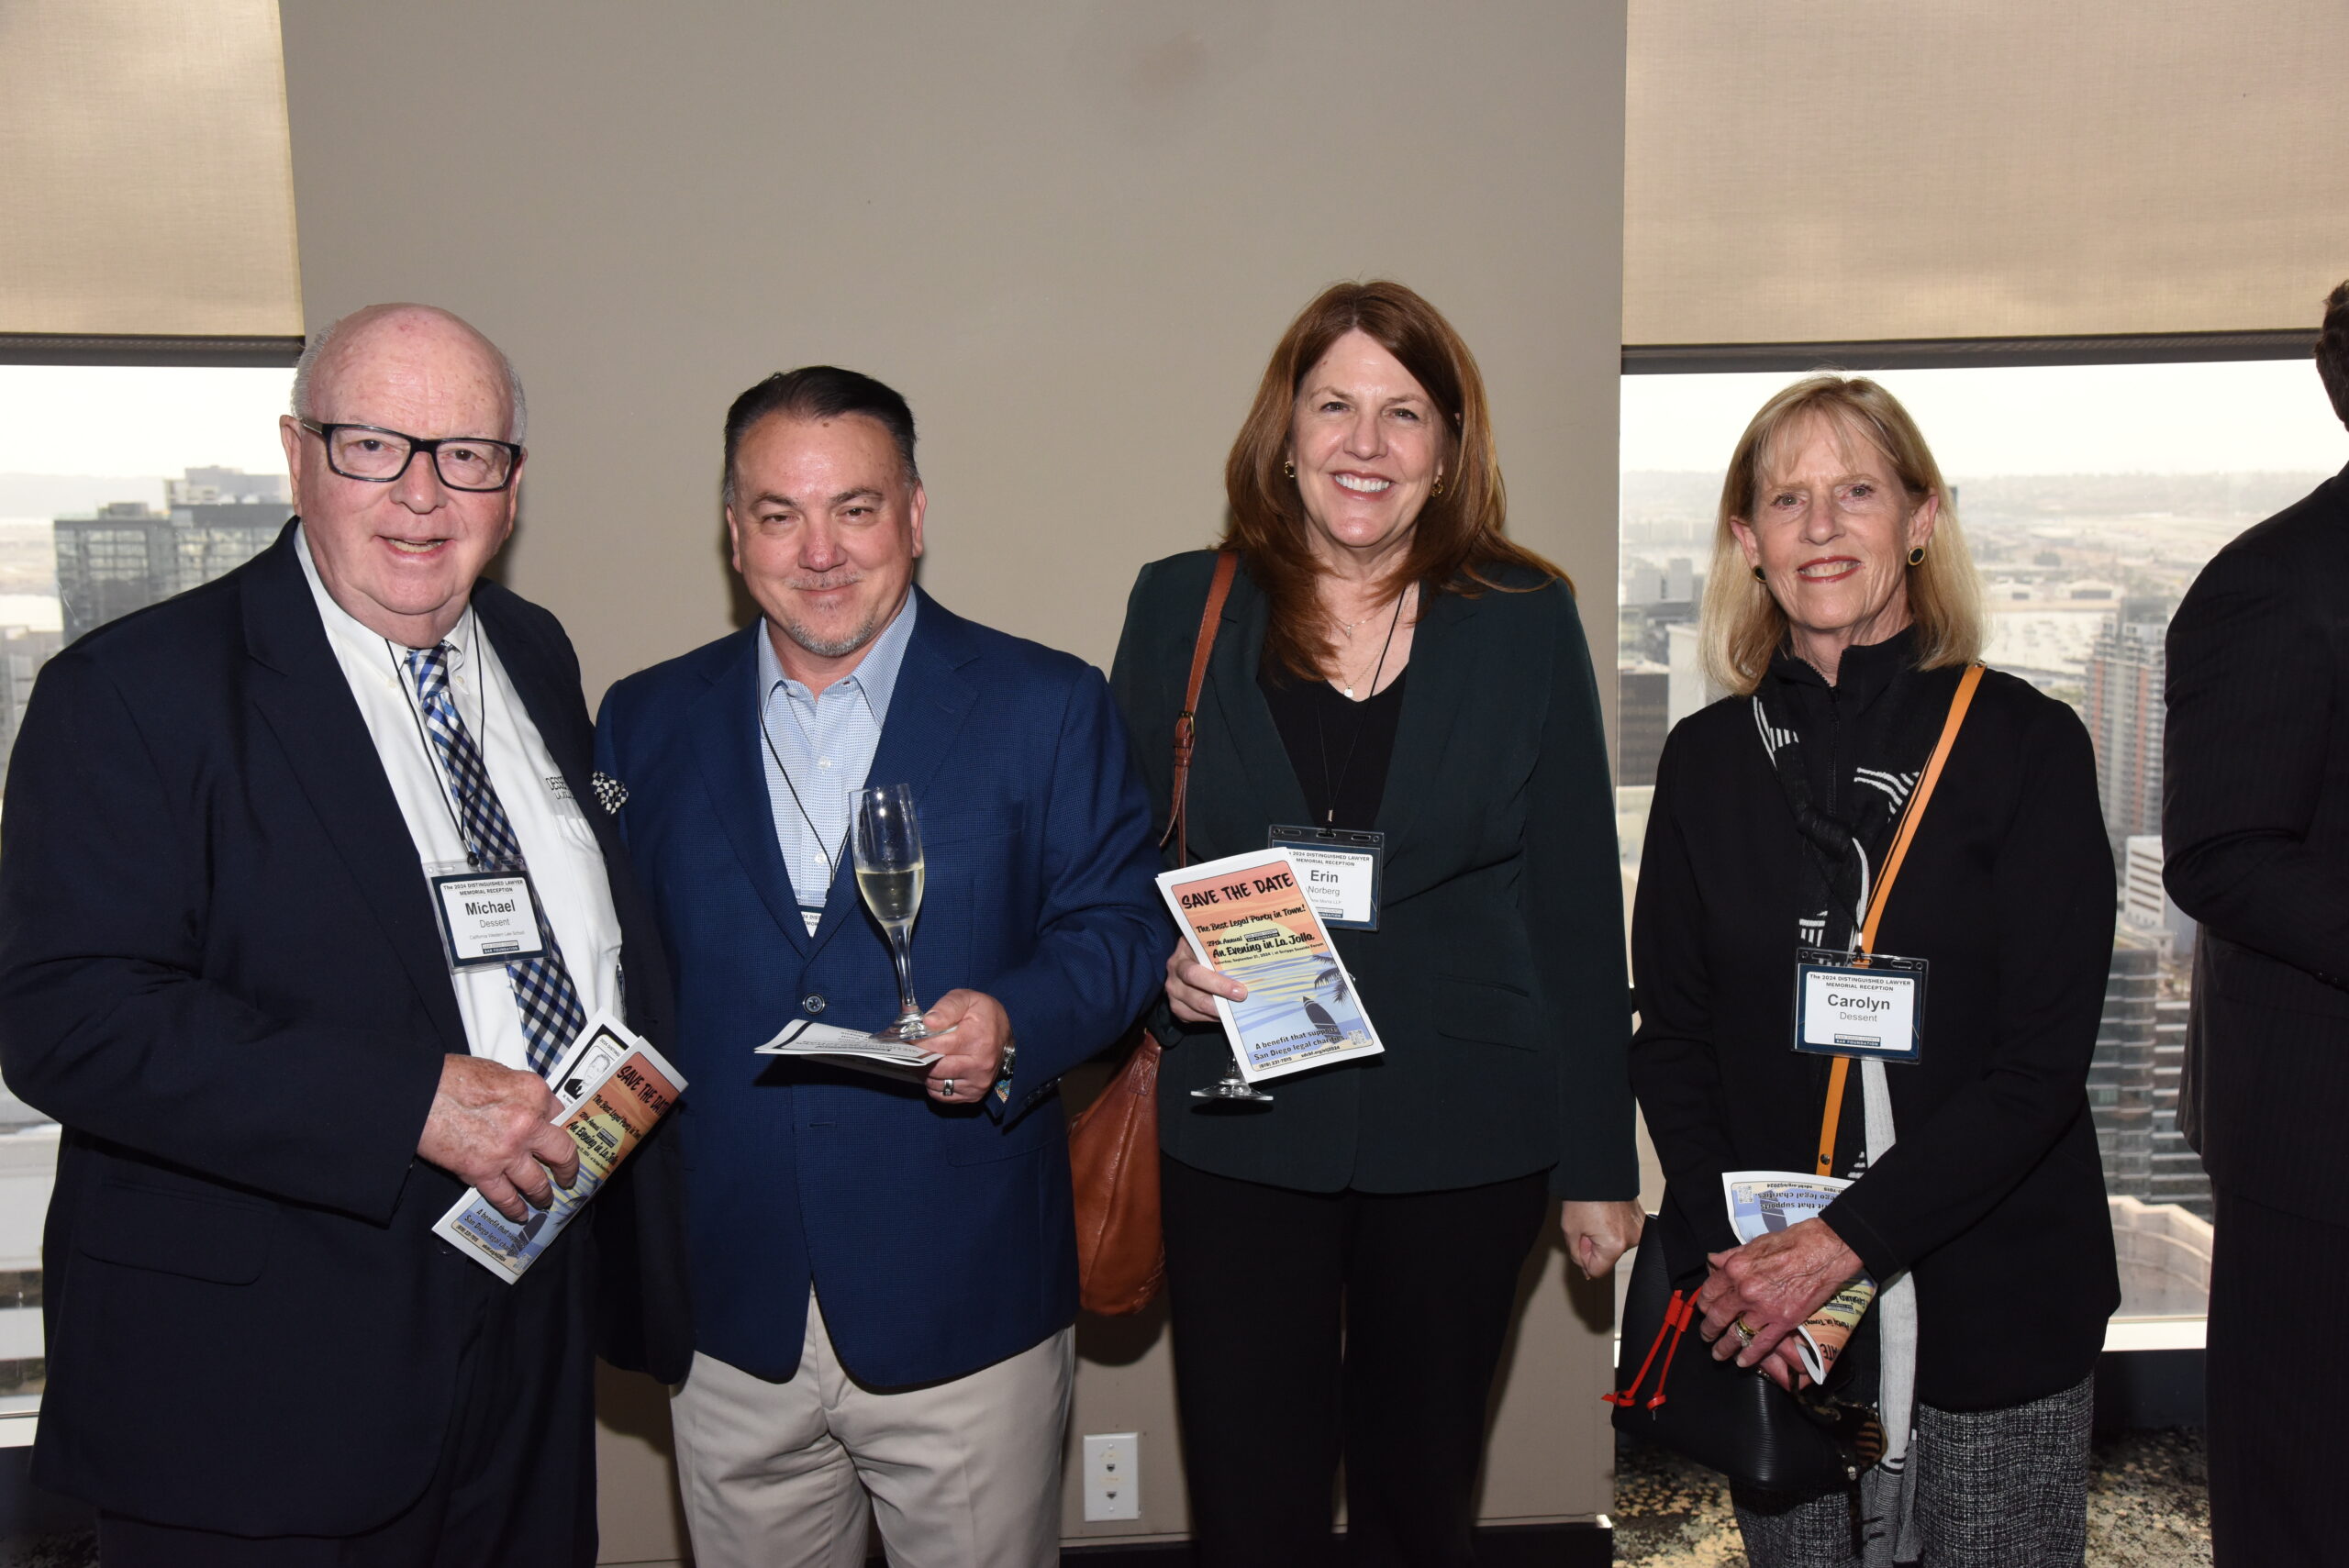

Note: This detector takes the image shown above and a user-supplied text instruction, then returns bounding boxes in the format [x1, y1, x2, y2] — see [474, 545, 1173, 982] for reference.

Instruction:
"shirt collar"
[755, 590, 918, 723]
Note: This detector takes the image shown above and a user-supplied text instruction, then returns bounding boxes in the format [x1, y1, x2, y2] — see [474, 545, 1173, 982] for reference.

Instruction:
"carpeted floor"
[1613, 1428, 2211, 1565]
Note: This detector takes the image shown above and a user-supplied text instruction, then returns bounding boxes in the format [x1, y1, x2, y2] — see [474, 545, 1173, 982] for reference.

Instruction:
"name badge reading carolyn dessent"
[1792, 948, 1927, 1064]
[429, 865, 550, 970]
[1267, 825, 1385, 930]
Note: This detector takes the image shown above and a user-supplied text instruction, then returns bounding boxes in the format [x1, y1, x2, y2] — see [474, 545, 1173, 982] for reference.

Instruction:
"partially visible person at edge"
[1107, 279, 1642, 1568]
[2163, 281, 2349, 1567]
[0, 305, 674, 1564]
[1631, 375, 2118, 1567]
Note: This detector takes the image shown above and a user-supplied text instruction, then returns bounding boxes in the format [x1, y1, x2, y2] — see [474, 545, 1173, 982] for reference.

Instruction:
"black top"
[1111, 550, 1635, 1199]
[1258, 663, 1408, 830]
[1630, 645, 2121, 1411]
[2165, 460, 2349, 1219]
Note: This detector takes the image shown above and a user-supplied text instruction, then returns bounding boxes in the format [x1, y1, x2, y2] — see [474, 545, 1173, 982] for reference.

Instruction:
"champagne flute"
[852, 783, 930, 1044]
[1190, 954, 1273, 1103]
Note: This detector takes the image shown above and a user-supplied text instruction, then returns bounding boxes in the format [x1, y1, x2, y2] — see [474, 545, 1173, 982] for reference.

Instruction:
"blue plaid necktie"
[406, 643, 586, 1075]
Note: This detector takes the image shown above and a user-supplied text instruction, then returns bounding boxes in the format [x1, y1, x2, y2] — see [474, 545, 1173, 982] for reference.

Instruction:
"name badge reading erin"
[1793, 948, 1927, 1064]
[1267, 825, 1385, 930]
[429, 867, 550, 971]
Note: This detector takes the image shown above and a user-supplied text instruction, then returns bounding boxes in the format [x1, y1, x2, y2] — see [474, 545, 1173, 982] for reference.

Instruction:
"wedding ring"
[940, 1078, 955, 1097]
[1731, 1317, 1756, 1346]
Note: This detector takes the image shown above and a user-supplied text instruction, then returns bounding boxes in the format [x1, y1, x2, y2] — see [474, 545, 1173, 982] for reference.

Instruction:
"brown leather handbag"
[1068, 550, 1238, 1316]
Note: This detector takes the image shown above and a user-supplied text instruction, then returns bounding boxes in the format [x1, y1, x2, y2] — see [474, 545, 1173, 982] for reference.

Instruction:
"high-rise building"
[2089, 933, 2159, 1198]
[0, 625, 63, 789]
[1618, 662, 1669, 789]
[54, 472, 288, 645]
[2090, 927, 2214, 1222]
[2150, 996, 2212, 1220]
[2121, 834, 2197, 959]
[2082, 598, 2169, 862]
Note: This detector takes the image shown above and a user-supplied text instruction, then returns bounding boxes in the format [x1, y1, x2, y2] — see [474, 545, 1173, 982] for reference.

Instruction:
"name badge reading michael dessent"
[429, 865, 550, 970]
[1792, 948, 1926, 1064]
[1267, 826, 1385, 930]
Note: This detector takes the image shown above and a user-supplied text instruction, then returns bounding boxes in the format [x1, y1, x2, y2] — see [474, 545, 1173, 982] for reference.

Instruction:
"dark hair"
[1221, 280, 1564, 682]
[2320, 282, 2349, 429]
[722, 365, 918, 504]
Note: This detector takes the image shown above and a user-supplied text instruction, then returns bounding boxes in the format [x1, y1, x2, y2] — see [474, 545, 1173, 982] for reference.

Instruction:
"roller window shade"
[1626, 1, 2349, 348]
[0, 0, 301, 340]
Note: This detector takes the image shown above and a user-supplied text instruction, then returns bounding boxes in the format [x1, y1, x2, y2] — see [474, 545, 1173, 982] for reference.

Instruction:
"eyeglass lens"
[325, 428, 514, 491]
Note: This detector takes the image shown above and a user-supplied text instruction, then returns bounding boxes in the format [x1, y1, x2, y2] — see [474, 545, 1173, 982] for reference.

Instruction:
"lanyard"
[1812, 664, 1984, 1175]
[758, 678, 844, 891]
[1312, 590, 1407, 828]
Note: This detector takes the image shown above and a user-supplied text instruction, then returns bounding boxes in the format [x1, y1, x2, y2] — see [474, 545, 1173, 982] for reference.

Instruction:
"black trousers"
[99, 1231, 597, 1568]
[2206, 1189, 2349, 1567]
[1160, 1155, 1551, 1568]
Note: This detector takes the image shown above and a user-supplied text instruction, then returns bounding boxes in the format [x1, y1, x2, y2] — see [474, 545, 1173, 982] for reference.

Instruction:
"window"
[0, 361, 295, 1429]
[1619, 356, 2345, 1325]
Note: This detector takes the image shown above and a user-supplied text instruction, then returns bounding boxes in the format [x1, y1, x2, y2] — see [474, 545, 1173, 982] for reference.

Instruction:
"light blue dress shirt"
[755, 595, 918, 933]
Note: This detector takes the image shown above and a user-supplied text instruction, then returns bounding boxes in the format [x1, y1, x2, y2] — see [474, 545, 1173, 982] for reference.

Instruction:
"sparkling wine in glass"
[853, 783, 930, 1044]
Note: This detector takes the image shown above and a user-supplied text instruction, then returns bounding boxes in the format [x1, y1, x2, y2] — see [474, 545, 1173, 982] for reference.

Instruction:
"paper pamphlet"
[433, 1010, 685, 1283]
[754, 1018, 942, 1082]
[1721, 1171, 1876, 1385]
[1156, 848, 1384, 1084]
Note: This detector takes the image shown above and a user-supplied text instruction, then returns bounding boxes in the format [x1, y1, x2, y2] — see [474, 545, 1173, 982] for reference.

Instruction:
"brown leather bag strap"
[1814, 662, 1985, 1177]
[1158, 551, 1240, 870]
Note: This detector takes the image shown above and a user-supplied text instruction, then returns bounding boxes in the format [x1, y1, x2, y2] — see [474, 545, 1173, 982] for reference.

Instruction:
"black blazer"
[1631, 664, 2119, 1411]
[1108, 550, 1635, 1199]
[0, 525, 675, 1535]
[2165, 461, 2349, 1221]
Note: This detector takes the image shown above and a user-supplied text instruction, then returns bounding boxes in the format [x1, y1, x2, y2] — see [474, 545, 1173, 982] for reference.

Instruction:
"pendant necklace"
[1340, 591, 1407, 702]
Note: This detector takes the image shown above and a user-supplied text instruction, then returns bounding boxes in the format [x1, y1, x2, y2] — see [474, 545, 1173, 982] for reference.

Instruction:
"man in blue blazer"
[596, 367, 1163, 1567]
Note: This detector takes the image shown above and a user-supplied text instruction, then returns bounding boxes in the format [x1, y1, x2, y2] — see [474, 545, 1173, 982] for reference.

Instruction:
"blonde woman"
[1630, 376, 2118, 1566]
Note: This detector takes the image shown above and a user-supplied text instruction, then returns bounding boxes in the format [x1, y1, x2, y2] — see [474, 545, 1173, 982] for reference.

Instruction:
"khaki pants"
[670, 1290, 1072, 1568]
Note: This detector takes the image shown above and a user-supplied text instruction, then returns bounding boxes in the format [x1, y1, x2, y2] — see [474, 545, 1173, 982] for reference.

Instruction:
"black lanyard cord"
[1313, 590, 1408, 828]
[758, 679, 844, 891]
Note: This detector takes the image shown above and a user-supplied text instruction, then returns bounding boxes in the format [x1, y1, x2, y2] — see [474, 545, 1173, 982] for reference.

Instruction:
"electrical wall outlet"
[1082, 1431, 1141, 1521]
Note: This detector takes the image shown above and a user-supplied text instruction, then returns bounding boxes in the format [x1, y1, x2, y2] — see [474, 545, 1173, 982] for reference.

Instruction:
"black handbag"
[1607, 1202, 1875, 1493]
[1610, 665, 1985, 1494]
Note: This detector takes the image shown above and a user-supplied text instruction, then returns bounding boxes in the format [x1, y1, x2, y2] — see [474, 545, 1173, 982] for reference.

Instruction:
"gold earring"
[1907, 546, 1926, 566]
[1753, 565, 1766, 583]
[1282, 459, 1295, 479]
[1431, 473, 1445, 497]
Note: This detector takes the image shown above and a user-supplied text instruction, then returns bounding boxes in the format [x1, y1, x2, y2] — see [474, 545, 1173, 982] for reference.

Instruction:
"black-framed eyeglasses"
[298, 420, 523, 493]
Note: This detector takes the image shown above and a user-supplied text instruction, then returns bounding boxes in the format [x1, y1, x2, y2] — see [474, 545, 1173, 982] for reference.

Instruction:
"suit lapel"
[806, 592, 981, 962]
[240, 528, 468, 1054]
[474, 588, 607, 862]
[689, 626, 813, 956]
[1375, 587, 1483, 868]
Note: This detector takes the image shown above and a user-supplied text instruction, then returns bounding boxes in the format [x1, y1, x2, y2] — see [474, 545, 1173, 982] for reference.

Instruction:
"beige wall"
[278, 2, 1628, 1558]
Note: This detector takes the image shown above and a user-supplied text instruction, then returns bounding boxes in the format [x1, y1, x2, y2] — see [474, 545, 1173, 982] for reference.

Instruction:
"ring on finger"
[940, 1078, 956, 1097]
[1731, 1316, 1756, 1347]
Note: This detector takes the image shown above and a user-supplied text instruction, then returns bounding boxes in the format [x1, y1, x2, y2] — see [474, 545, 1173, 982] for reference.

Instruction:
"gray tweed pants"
[1729, 1373, 2094, 1568]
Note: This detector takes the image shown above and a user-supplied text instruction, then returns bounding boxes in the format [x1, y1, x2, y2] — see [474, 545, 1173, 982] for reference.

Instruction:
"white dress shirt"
[296, 527, 621, 1073]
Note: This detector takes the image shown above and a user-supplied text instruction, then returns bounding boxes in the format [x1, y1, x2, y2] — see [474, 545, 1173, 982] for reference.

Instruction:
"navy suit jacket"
[594, 591, 1163, 1387]
[0, 524, 674, 1536]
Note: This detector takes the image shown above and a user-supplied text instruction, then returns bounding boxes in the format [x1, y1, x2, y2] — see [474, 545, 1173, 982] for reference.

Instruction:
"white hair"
[290, 308, 529, 444]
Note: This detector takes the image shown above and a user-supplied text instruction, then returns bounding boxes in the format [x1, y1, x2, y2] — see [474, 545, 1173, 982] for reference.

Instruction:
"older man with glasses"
[0, 303, 672, 1566]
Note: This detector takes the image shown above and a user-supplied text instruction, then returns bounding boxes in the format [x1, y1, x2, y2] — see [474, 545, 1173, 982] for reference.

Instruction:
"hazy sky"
[0, 365, 295, 479]
[4, 358, 2343, 485]
[1621, 358, 2347, 478]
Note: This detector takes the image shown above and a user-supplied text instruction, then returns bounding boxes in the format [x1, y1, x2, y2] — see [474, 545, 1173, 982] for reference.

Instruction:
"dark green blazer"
[1108, 550, 1636, 1198]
